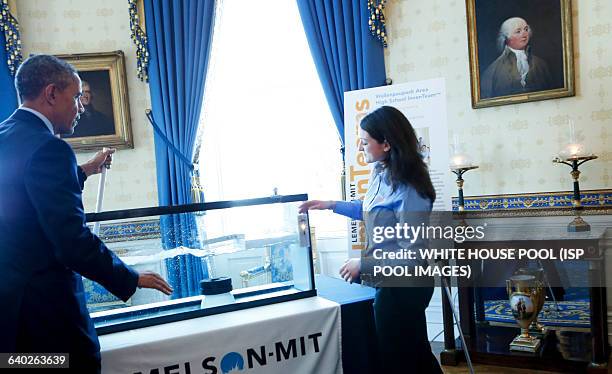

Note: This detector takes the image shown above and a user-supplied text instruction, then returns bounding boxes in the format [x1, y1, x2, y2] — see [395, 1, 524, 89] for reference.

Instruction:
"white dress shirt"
[509, 47, 530, 87]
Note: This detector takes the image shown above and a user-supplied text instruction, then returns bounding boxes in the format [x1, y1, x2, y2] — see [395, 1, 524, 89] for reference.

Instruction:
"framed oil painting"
[466, 0, 574, 108]
[57, 51, 133, 151]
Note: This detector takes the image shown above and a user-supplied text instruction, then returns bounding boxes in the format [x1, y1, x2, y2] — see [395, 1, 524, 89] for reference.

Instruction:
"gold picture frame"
[57, 51, 134, 152]
[466, 0, 574, 108]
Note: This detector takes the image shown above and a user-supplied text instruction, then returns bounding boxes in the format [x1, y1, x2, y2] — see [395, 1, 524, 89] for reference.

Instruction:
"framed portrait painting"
[57, 51, 134, 151]
[466, 0, 574, 108]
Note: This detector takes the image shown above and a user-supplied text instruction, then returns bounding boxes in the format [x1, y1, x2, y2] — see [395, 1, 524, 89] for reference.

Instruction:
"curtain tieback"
[145, 109, 194, 171]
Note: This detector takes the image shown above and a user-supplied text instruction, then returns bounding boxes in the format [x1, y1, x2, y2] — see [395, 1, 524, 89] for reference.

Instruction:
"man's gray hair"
[496, 17, 532, 52]
[15, 54, 78, 101]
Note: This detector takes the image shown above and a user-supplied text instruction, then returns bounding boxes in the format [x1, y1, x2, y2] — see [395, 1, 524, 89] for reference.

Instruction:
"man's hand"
[80, 147, 115, 177]
[137, 271, 174, 295]
[298, 200, 335, 213]
[339, 258, 361, 284]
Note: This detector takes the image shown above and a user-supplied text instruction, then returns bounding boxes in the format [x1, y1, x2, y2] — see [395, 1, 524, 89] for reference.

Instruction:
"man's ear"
[43, 84, 57, 104]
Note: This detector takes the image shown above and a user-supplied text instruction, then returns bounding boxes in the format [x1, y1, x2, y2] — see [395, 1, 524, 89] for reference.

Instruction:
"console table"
[440, 214, 611, 373]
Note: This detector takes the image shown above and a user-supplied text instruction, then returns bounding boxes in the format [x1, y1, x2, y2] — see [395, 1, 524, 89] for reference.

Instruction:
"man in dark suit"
[0, 55, 173, 372]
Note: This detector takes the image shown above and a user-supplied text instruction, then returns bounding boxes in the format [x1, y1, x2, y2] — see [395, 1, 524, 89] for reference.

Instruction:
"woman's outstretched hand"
[339, 258, 361, 284]
[298, 200, 335, 213]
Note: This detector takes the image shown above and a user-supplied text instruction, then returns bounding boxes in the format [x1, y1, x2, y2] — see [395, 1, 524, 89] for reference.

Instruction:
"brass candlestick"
[552, 155, 597, 232]
[451, 166, 479, 212]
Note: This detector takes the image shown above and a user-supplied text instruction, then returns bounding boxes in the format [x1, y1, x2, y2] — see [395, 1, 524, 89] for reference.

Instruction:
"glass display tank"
[84, 194, 315, 334]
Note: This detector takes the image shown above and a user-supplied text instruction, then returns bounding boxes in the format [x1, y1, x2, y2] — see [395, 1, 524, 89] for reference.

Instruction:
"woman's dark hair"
[360, 106, 436, 202]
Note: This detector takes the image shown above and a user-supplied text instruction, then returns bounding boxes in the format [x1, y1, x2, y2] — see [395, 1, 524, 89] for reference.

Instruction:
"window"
[197, 0, 346, 239]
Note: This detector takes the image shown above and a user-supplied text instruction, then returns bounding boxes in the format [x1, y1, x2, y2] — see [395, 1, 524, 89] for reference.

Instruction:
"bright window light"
[197, 0, 346, 239]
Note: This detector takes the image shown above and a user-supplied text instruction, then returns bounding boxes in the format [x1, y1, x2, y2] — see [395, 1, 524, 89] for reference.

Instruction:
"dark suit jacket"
[0, 109, 138, 364]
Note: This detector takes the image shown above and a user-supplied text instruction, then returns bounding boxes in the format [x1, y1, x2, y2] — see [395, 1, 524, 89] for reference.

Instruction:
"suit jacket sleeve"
[77, 165, 87, 191]
[24, 138, 138, 301]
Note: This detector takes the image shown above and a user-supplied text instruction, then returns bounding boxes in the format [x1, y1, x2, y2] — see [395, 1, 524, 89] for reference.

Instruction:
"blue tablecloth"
[315, 275, 379, 373]
[316, 274, 376, 304]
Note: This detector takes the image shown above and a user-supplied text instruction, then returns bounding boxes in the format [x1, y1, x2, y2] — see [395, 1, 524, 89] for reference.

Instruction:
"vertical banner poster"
[343, 78, 453, 255]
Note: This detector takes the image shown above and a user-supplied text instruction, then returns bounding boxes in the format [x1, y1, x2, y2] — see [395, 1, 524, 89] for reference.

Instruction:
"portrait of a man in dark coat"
[468, 0, 573, 107]
[480, 17, 554, 99]
[67, 80, 115, 138]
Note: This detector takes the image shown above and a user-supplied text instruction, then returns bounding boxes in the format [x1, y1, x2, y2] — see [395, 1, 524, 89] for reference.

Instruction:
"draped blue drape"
[0, 36, 18, 121]
[144, 0, 216, 298]
[296, 0, 386, 145]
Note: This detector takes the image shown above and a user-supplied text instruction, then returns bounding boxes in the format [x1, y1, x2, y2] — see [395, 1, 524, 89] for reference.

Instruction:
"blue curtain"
[144, 0, 216, 298]
[296, 0, 386, 145]
[0, 36, 18, 122]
